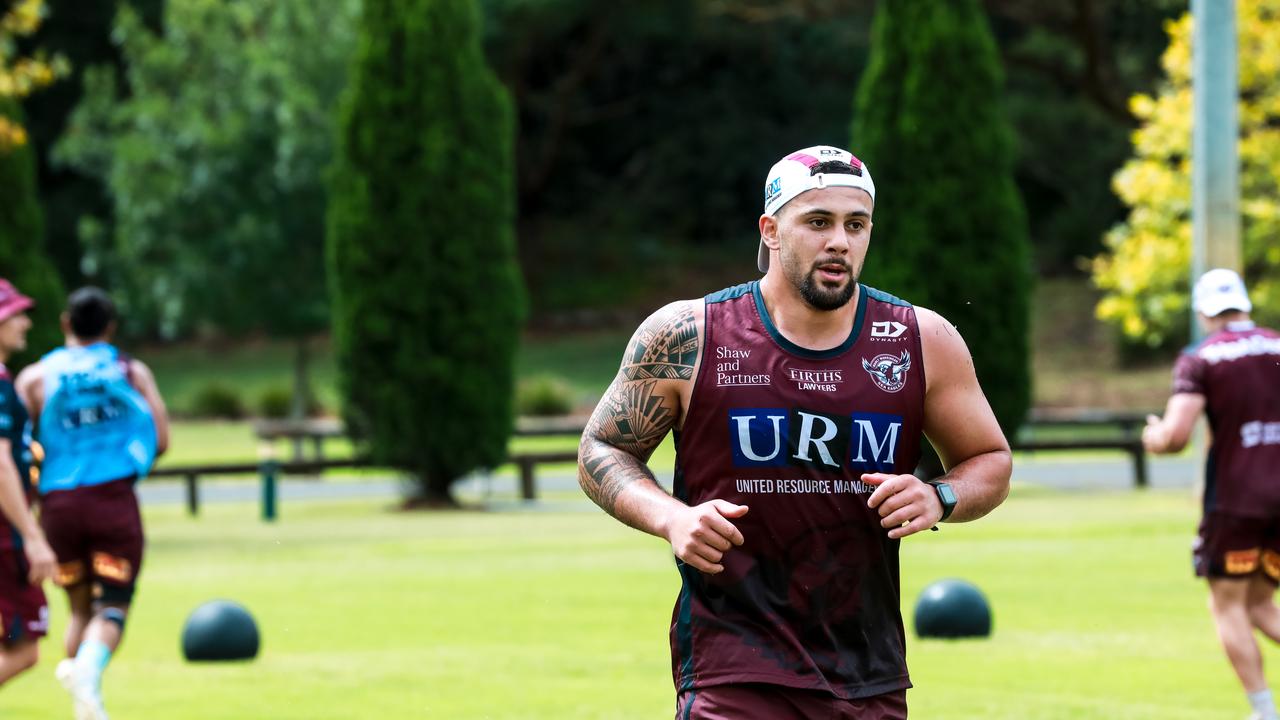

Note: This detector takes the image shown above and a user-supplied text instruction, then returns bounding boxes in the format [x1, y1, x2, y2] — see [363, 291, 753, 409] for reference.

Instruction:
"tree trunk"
[291, 337, 312, 420]
[404, 472, 460, 509]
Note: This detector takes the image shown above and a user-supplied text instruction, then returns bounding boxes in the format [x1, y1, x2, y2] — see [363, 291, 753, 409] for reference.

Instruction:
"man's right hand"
[23, 535, 56, 585]
[663, 500, 748, 574]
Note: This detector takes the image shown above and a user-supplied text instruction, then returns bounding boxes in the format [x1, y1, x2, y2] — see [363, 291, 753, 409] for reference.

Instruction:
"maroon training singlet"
[670, 281, 926, 699]
[1173, 322, 1280, 516]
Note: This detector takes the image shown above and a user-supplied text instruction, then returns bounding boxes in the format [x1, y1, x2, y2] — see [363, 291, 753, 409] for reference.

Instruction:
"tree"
[1093, 1, 1280, 349]
[21, 0, 163, 287]
[481, 0, 874, 314]
[328, 0, 525, 504]
[983, 0, 1184, 273]
[0, 0, 66, 153]
[55, 0, 358, 412]
[0, 99, 64, 365]
[852, 0, 1033, 437]
[1, 0, 66, 366]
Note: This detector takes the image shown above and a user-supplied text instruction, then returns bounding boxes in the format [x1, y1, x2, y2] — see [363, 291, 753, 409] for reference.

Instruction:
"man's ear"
[758, 214, 780, 251]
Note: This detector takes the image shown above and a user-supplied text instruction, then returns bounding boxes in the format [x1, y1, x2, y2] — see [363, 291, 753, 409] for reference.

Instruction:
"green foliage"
[20, 0, 164, 289]
[853, 0, 1033, 435]
[256, 384, 323, 419]
[256, 386, 293, 420]
[480, 0, 873, 314]
[54, 0, 358, 340]
[515, 374, 575, 417]
[327, 0, 526, 501]
[1094, 2, 1280, 348]
[0, 100, 64, 367]
[992, 1, 1184, 274]
[189, 381, 246, 420]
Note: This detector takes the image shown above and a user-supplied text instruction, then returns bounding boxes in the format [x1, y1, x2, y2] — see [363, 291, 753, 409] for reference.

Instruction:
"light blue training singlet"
[38, 343, 157, 494]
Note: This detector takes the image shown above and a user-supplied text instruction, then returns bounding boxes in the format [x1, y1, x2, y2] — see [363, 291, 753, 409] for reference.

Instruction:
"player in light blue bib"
[36, 341, 157, 494]
[17, 287, 169, 720]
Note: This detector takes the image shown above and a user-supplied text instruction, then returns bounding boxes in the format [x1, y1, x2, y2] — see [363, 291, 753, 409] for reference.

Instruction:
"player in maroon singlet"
[1144, 269, 1280, 720]
[578, 146, 1012, 718]
[0, 278, 56, 688]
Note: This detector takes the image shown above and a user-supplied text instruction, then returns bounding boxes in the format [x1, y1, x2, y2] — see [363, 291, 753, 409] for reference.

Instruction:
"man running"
[17, 286, 169, 720]
[578, 145, 1012, 718]
[1144, 268, 1280, 720]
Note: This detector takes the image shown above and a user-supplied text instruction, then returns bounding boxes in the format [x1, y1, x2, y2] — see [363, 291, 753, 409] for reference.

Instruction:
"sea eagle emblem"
[861, 351, 911, 393]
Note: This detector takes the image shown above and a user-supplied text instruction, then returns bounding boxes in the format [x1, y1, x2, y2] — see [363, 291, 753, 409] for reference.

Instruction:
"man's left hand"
[1142, 414, 1168, 453]
[863, 473, 943, 539]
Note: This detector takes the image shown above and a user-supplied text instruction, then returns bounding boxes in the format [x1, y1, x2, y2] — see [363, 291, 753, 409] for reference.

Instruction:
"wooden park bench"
[510, 415, 591, 500]
[252, 417, 346, 463]
[147, 415, 585, 515]
[1012, 408, 1154, 488]
[247, 415, 588, 500]
[149, 456, 369, 519]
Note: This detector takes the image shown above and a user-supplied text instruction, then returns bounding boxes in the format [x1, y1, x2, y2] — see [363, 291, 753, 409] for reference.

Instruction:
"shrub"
[516, 375, 575, 417]
[257, 385, 325, 419]
[257, 386, 293, 419]
[190, 382, 246, 419]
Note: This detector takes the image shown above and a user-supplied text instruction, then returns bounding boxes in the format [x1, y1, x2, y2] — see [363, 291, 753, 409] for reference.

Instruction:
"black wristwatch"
[927, 480, 957, 522]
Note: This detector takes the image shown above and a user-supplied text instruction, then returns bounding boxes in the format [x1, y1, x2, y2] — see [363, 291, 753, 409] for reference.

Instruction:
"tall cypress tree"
[852, 0, 1032, 436]
[327, 0, 525, 504]
[0, 101, 65, 367]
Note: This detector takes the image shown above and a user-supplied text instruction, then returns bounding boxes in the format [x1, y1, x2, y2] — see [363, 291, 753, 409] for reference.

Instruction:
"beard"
[799, 270, 856, 311]
[781, 244, 859, 311]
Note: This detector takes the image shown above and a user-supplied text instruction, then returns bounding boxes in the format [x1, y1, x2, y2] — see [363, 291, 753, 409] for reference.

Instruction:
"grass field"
[0, 484, 1268, 719]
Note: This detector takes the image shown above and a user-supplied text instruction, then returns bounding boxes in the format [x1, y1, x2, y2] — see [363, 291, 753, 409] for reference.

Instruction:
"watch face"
[938, 483, 957, 505]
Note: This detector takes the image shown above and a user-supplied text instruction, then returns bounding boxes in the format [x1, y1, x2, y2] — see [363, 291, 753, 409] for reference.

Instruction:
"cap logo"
[765, 177, 782, 204]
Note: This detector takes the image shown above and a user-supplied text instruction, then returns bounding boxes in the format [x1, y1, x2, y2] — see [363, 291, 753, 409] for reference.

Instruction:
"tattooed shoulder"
[578, 301, 702, 512]
[622, 301, 701, 382]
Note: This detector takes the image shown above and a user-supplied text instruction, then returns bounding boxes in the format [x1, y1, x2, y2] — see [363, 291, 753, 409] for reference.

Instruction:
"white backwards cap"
[759, 145, 875, 272]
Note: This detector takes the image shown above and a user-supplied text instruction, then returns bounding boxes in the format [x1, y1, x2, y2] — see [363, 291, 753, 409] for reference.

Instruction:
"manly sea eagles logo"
[862, 351, 911, 393]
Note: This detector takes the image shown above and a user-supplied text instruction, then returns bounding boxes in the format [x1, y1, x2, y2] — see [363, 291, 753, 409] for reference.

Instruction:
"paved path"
[137, 453, 1206, 511]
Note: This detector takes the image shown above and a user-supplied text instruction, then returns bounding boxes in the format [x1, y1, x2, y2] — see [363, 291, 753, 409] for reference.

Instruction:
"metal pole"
[1190, 0, 1240, 492]
[1191, 0, 1241, 340]
[261, 460, 278, 522]
[185, 472, 199, 516]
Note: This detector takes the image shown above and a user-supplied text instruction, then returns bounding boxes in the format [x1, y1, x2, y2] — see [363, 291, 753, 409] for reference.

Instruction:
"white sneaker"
[56, 659, 108, 720]
[54, 658, 74, 689]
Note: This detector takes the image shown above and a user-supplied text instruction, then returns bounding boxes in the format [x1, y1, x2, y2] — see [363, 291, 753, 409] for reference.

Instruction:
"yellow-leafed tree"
[0, 0, 66, 152]
[1093, 0, 1280, 348]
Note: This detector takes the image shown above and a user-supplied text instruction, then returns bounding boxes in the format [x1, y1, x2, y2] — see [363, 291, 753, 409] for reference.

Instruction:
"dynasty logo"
[869, 320, 907, 340]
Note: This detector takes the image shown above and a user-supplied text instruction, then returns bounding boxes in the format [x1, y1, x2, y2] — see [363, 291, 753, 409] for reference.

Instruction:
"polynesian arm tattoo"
[578, 303, 700, 521]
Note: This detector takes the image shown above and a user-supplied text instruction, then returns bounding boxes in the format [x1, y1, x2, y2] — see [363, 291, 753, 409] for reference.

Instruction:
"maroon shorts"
[675, 684, 908, 720]
[1194, 511, 1280, 581]
[0, 544, 49, 643]
[40, 478, 145, 604]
